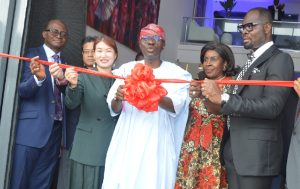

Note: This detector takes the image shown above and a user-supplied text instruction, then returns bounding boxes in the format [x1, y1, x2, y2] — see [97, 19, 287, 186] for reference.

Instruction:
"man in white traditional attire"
[102, 23, 191, 189]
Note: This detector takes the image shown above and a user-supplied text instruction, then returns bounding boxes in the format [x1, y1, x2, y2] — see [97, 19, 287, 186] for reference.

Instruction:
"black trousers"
[223, 138, 274, 189]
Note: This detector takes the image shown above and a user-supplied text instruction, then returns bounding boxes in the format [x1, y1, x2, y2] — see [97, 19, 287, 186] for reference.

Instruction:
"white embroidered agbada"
[102, 60, 191, 189]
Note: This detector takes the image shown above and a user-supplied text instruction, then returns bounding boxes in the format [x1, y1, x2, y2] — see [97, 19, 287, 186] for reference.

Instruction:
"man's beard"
[243, 43, 253, 50]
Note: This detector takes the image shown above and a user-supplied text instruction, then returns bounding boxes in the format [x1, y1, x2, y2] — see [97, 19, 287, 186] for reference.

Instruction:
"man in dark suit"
[10, 19, 68, 189]
[276, 89, 298, 189]
[199, 7, 294, 189]
[286, 78, 300, 189]
[268, 0, 285, 21]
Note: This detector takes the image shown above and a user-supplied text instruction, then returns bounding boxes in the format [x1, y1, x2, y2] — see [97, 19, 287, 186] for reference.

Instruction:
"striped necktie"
[232, 52, 255, 94]
[228, 52, 254, 129]
[52, 54, 63, 121]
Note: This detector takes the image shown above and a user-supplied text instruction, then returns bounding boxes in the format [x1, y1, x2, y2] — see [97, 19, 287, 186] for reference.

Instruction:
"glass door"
[0, 0, 29, 188]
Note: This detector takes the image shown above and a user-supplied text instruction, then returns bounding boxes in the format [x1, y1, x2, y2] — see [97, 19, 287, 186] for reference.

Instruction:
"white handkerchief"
[252, 68, 260, 74]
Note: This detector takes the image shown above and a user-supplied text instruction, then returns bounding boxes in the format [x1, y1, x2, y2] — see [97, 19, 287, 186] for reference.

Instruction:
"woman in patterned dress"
[175, 42, 239, 189]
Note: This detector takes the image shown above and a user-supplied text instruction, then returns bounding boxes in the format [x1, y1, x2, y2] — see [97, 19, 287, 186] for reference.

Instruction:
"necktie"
[52, 54, 63, 121]
[232, 52, 255, 94]
[228, 52, 254, 129]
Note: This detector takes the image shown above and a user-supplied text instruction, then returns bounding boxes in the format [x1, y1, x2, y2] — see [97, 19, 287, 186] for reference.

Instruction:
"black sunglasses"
[44, 28, 68, 38]
[237, 22, 264, 33]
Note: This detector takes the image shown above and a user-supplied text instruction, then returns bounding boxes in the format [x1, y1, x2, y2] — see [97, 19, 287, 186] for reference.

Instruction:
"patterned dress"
[175, 78, 231, 189]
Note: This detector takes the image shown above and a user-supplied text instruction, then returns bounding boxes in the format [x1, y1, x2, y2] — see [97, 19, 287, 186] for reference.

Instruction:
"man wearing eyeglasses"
[200, 7, 294, 189]
[10, 19, 69, 189]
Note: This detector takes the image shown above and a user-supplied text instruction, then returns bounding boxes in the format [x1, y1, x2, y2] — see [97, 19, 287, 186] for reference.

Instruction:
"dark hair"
[94, 35, 118, 61]
[81, 36, 96, 51]
[200, 42, 238, 77]
[248, 7, 273, 23]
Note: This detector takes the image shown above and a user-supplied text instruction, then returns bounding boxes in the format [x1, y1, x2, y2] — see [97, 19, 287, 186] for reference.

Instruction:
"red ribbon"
[0, 53, 124, 80]
[0, 53, 295, 111]
[157, 79, 294, 87]
[0, 52, 294, 87]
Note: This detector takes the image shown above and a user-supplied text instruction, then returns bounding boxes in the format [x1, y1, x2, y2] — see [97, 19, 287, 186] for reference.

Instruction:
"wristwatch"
[221, 93, 230, 106]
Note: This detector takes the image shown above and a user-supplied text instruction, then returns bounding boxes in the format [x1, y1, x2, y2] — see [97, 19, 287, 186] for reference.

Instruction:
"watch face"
[221, 93, 230, 103]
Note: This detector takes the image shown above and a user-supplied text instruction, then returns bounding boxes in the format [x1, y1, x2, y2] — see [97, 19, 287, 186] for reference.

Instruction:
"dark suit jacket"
[287, 100, 300, 189]
[65, 106, 80, 149]
[280, 89, 298, 176]
[268, 5, 285, 21]
[221, 45, 294, 176]
[65, 70, 116, 166]
[16, 45, 66, 148]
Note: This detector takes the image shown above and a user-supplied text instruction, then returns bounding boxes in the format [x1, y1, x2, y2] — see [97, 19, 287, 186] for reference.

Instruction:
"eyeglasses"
[82, 49, 94, 55]
[237, 22, 263, 33]
[44, 28, 68, 38]
[141, 35, 162, 42]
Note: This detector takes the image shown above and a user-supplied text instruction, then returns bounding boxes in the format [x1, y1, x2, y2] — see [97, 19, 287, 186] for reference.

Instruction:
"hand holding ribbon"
[29, 56, 46, 81]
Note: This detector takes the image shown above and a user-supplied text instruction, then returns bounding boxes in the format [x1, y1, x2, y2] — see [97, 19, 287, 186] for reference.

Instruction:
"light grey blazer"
[287, 100, 300, 189]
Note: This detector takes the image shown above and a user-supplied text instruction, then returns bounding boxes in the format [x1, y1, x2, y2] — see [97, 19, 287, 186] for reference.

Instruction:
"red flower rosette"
[123, 63, 167, 112]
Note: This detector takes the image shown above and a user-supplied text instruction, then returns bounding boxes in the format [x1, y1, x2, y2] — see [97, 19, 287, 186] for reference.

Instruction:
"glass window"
[0, 0, 29, 188]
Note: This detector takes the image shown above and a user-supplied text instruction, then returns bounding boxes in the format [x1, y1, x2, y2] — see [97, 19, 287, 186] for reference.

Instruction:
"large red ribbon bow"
[123, 63, 167, 112]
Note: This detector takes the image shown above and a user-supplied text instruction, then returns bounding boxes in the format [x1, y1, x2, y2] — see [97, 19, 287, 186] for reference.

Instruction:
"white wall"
[157, 0, 194, 62]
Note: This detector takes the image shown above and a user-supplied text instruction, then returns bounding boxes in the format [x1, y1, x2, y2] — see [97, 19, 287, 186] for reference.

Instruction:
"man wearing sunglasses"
[10, 19, 69, 189]
[102, 23, 191, 189]
[200, 7, 294, 189]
